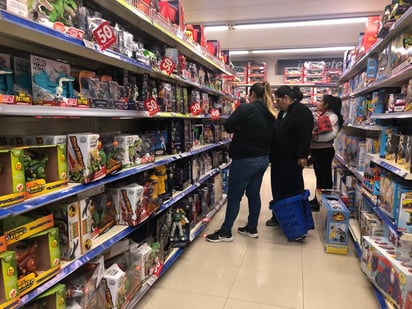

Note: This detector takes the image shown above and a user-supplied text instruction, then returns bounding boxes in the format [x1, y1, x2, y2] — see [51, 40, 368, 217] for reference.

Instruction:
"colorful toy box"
[78, 199, 92, 255]
[0, 147, 25, 207]
[67, 133, 106, 184]
[318, 193, 350, 254]
[0, 251, 18, 305]
[23, 144, 68, 198]
[8, 227, 60, 296]
[395, 188, 412, 233]
[361, 236, 412, 309]
[117, 183, 148, 226]
[113, 134, 142, 168]
[25, 283, 66, 309]
[103, 263, 127, 309]
[85, 191, 117, 239]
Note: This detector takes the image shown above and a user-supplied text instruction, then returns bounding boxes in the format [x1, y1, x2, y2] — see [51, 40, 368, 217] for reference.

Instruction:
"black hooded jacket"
[270, 101, 314, 163]
[224, 100, 276, 160]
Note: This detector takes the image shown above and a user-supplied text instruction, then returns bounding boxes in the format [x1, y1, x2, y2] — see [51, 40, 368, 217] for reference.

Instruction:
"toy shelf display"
[0, 0, 237, 308]
[333, 3, 412, 308]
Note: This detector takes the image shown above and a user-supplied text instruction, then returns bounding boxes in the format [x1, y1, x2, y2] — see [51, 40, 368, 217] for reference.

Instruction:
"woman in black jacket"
[266, 86, 314, 229]
[206, 82, 277, 242]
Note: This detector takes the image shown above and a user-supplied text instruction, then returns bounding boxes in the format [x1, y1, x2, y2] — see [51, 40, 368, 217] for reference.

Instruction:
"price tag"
[0, 94, 15, 104]
[160, 57, 176, 75]
[210, 108, 220, 120]
[92, 21, 116, 51]
[190, 101, 202, 115]
[144, 97, 160, 116]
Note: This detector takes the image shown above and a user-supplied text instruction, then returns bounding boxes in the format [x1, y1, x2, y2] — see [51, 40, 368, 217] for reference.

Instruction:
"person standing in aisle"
[309, 94, 344, 211]
[206, 82, 277, 242]
[266, 86, 314, 227]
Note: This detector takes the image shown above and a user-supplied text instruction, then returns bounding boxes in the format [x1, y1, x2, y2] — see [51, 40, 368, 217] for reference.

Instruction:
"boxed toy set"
[0, 251, 18, 306]
[24, 283, 66, 309]
[0, 147, 25, 208]
[318, 193, 350, 254]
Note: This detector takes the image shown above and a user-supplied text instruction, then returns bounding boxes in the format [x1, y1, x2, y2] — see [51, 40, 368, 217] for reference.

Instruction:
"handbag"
[316, 115, 333, 134]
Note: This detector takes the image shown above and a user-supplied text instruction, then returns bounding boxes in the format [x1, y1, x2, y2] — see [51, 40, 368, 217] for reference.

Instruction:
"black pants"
[270, 161, 304, 202]
[310, 147, 335, 190]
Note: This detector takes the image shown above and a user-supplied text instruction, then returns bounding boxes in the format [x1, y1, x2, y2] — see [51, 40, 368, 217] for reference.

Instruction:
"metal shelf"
[371, 111, 412, 120]
[339, 6, 412, 83]
[334, 153, 364, 182]
[345, 123, 382, 132]
[366, 153, 412, 180]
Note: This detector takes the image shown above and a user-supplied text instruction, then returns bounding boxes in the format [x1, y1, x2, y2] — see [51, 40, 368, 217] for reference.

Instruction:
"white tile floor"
[137, 167, 380, 309]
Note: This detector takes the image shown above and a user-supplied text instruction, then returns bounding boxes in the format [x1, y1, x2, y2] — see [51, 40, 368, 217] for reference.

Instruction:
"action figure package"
[24, 283, 66, 309]
[0, 147, 26, 207]
[168, 205, 191, 247]
[85, 191, 117, 239]
[99, 132, 123, 176]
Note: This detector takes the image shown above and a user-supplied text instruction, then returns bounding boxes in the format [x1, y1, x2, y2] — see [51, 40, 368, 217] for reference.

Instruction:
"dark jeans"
[220, 155, 269, 233]
[270, 161, 305, 202]
[310, 147, 335, 190]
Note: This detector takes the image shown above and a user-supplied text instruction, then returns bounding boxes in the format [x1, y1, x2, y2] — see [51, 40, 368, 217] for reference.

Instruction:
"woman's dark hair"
[323, 94, 344, 129]
[275, 86, 303, 102]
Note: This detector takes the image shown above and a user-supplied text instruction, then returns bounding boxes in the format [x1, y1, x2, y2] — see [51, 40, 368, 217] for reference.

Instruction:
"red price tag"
[190, 101, 202, 115]
[92, 21, 116, 51]
[144, 97, 160, 116]
[210, 108, 220, 120]
[160, 57, 176, 75]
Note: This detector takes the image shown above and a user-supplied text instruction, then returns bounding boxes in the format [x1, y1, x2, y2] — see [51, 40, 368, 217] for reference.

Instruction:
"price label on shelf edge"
[189, 101, 202, 116]
[92, 21, 117, 51]
[210, 108, 220, 119]
[160, 57, 176, 75]
[144, 97, 160, 116]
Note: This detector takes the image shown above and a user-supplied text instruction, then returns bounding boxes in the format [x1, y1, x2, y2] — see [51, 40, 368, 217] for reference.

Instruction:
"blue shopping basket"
[269, 190, 314, 241]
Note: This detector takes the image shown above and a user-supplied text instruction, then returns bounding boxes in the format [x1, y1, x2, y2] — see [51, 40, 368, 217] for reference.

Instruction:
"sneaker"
[238, 226, 259, 238]
[266, 216, 278, 227]
[288, 235, 306, 242]
[206, 230, 233, 243]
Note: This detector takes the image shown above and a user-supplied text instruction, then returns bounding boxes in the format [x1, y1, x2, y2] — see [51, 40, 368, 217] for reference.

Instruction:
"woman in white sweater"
[309, 94, 344, 211]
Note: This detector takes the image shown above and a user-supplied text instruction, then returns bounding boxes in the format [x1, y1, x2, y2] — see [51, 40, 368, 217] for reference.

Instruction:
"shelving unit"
[0, 1, 234, 307]
[336, 6, 412, 309]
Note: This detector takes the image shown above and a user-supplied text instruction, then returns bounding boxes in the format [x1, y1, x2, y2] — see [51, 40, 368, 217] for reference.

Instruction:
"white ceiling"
[179, 0, 389, 57]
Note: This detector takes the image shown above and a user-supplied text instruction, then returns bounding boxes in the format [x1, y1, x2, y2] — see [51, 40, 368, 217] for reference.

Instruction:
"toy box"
[102, 263, 127, 309]
[8, 227, 60, 296]
[30, 55, 76, 106]
[0, 251, 18, 305]
[78, 199, 92, 255]
[23, 144, 68, 198]
[129, 242, 152, 282]
[99, 132, 123, 176]
[12, 56, 32, 105]
[395, 189, 412, 233]
[318, 193, 350, 254]
[113, 134, 142, 168]
[361, 236, 412, 309]
[85, 191, 117, 239]
[67, 133, 106, 184]
[0, 147, 25, 207]
[48, 201, 81, 261]
[379, 173, 401, 218]
[25, 283, 66, 309]
[360, 211, 383, 243]
[3, 213, 54, 246]
[117, 183, 148, 226]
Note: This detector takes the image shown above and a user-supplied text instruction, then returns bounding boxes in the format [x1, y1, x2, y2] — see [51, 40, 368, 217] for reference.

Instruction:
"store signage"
[276, 58, 343, 75]
[189, 101, 202, 115]
[92, 21, 117, 51]
[144, 97, 160, 116]
[210, 108, 220, 120]
[160, 57, 176, 75]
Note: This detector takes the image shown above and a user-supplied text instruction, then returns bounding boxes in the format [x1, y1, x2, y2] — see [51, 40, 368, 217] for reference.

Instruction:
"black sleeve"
[224, 105, 247, 133]
[296, 108, 314, 159]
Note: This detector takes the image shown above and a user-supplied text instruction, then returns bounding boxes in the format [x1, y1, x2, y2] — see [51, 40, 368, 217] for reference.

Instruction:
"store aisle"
[138, 167, 379, 309]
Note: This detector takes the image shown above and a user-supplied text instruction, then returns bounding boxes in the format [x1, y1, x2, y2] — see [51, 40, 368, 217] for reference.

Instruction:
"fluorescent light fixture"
[204, 25, 229, 32]
[250, 46, 354, 54]
[205, 17, 368, 32]
[229, 50, 249, 55]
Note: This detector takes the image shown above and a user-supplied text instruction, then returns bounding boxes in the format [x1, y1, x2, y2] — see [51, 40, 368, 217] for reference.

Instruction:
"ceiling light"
[204, 25, 230, 32]
[204, 17, 368, 32]
[250, 46, 354, 54]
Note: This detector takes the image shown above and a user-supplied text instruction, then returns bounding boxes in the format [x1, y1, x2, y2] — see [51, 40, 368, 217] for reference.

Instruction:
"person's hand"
[298, 158, 308, 168]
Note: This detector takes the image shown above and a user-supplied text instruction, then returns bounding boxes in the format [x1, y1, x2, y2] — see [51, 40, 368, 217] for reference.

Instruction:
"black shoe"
[288, 235, 306, 242]
[206, 230, 233, 243]
[238, 225, 259, 238]
[266, 216, 278, 227]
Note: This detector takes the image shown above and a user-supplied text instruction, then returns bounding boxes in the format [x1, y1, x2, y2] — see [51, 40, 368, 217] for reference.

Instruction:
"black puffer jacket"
[224, 100, 276, 160]
[270, 102, 314, 162]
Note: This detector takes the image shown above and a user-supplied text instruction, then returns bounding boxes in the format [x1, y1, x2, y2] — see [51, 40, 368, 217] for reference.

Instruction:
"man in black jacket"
[266, 86, 314, 230]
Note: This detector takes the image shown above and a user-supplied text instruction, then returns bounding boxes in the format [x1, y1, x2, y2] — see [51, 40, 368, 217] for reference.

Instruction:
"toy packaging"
[318, 193, 350, 254]
[395, 188, 412, 233]
[78, 199, 92, 255]
[23, 144, 68, 198]
[99, 132, 123, 176]
[361, 236, 412, 309]
[102, 263, 127, 309]
[85, 191, 117, 239]
[67, 133, 106, 184]
[0, 251, 18, 305]
[12, 56, 32, 104]
[24, 283, 66, 309]
[8, 227, 60, 296]
[0, 147, 26, 207]
[117, 183, 148, 226]
[30, 55, 76, 106]
[113, 135, 142, 168]
[168, 205, 191, 247]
